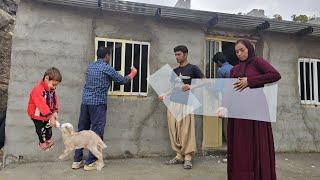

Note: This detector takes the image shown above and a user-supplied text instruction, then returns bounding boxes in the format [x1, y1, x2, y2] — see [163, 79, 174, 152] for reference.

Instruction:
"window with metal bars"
[95, 38, 150, 96]
[298, 58, 320, 105]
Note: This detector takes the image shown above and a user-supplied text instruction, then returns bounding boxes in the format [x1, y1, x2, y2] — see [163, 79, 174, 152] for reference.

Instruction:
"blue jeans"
[74, 104, 107, 165]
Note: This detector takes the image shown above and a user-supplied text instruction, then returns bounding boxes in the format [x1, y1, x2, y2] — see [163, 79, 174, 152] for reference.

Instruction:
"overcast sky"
[129, 0, 320, 20]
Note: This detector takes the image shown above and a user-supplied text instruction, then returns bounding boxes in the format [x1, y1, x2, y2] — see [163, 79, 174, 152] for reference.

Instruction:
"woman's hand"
[233, 77, 248, 91]
[216, 107, 228, 118]
[181, 84, 190, 92]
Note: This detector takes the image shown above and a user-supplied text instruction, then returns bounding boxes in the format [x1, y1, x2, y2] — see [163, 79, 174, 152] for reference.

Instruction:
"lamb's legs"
[90, 147, 104, 170]
[59, 147, 73, 160]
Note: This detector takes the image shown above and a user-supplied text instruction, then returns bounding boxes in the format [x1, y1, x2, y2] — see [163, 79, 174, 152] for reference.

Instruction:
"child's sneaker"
[45, 139, 55, 149]
[38, 142, 49, 151]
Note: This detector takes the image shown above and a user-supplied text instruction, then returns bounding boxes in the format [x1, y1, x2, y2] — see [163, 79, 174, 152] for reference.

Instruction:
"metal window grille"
[95, 37, 150, 96]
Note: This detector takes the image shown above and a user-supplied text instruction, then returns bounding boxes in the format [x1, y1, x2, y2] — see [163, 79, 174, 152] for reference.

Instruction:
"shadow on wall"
[0, 113, 5, 149]
[0, 0, 18, 152]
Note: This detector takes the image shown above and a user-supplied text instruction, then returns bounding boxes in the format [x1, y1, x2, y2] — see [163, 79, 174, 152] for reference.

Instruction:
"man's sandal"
[183, 160, 192, 169]
[165, 158, 184, 165]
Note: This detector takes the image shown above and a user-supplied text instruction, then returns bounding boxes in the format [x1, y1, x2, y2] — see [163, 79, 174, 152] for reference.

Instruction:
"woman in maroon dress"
[227, 39, 281, 180]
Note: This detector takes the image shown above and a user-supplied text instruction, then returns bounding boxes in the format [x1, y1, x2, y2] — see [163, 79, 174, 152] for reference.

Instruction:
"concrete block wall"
[6, 0, 320, 163]
[5, 0, 205, 161]
[262, 33, 320, 152]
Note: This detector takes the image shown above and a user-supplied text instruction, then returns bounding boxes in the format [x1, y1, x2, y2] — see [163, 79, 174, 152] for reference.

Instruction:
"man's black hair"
[174, 45, 188, 54]
[97, 46, 111, 59]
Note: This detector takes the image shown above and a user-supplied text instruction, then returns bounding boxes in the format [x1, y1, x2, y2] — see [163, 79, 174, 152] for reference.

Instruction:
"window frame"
[95, 37, 150, 96]
[204, 36, 256, 78]
[298, 58, 320, 105]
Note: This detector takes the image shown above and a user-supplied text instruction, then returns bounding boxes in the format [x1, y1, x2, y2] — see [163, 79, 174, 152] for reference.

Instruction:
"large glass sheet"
[149, 65, 278, 122]
[191, 79, 278, 122]
[148, 64, 201, 121]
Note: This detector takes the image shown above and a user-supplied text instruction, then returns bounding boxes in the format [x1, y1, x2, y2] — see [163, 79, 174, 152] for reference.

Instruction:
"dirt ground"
[1, 153, 320, 180]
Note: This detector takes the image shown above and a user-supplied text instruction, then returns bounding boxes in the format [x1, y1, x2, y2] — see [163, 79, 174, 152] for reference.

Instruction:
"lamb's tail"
[97, 138, 107, 152]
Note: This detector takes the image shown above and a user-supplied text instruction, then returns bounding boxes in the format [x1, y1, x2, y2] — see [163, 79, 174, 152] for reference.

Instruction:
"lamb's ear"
[66, 124, 74, 135]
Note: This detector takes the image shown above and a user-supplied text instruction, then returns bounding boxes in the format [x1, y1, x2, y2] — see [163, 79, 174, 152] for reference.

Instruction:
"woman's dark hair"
[235, 39, 256, 62]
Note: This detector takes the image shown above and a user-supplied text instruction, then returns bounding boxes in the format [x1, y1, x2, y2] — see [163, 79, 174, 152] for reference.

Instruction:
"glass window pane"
[300, 62, 305, 100]
[140, 45, 148, 93]
[311, 63, 314, 100]
[98, 41, 105, 48]
[306, 62, 311, 100]
[124, 43, 133, 92]
[113, 42, 122, 91]
[133, 44, 141, 92]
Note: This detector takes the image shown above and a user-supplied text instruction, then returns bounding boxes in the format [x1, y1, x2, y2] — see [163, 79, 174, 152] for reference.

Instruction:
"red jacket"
[27, 80, 59, 121]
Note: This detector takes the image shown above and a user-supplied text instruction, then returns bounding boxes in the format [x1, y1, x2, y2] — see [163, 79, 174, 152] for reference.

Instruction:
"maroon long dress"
[227, 43, 281, 180]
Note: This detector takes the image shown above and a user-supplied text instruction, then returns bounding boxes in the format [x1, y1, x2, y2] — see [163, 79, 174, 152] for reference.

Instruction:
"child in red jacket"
[27, 67, 62, 151]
